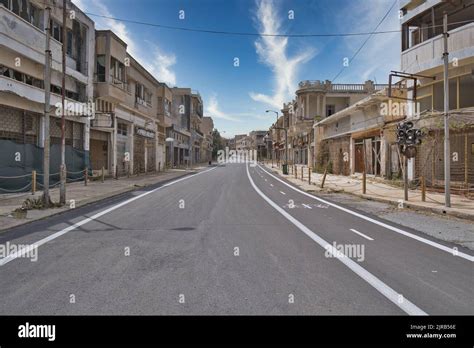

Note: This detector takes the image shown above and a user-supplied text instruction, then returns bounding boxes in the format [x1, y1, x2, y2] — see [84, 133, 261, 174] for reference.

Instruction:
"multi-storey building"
[0, 0, 95, 190]
[201, 116, 214, 163]
[93, 30, 162, 177]
[168, 87, 192, 167]
[190, 91, 203, 164]
[291, 80, 387, 168]
[249, 130, 267, 160]
[313, 87, 407, 177]
[400, 0, 474, 187]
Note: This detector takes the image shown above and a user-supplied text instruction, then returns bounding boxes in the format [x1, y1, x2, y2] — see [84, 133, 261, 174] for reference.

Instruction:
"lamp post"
[266, 110, 288, 174]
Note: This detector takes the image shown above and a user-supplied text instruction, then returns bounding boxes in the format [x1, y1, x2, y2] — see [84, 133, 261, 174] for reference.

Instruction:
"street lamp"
[266, 110, 288, 174]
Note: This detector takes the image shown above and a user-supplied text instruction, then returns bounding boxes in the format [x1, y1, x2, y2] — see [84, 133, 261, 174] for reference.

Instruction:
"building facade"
[94, 30, 162, 177]
[0, 0, 95, 189]
[400, 0, 474, 187]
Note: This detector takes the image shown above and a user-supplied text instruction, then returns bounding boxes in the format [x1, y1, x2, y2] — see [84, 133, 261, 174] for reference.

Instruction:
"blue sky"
[73, 0, 401, 137]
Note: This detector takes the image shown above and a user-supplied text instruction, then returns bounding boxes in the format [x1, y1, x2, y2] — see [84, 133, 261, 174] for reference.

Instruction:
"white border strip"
[247, 165, 427, 315]
[0, 167, 217, 267]
[258, 164, 474, 262]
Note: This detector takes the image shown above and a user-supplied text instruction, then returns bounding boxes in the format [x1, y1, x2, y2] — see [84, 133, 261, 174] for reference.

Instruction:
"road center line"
[350, 228, 374, 241]
[246, 164, 426, 316]
[258, 164, 473, 262]
[0, 167, 218, 267]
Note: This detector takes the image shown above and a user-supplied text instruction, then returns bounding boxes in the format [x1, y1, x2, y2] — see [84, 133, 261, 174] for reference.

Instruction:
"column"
[305, 94, 309, 118]
[316, 95, 320, 118]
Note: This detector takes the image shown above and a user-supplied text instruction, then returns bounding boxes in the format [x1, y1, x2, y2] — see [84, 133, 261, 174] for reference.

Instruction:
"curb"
[265, 165, 474, 222]
[0, 170, 194, 233]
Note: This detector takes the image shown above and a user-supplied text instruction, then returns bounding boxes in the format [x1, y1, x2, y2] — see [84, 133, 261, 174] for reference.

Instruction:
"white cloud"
[72, 0, 177, 86]
[206, 95, 241, 122]
[334, 0, 400, 83]
[249, 0, 316, 109]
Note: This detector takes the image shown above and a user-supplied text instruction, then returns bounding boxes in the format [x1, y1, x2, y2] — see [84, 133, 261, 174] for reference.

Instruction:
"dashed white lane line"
[257, 164, 473, 263]
[270, 184, 274, 187]
[0, 167, 218, 267]
[302, 204, 312, 209]
[246, 164, 426, 316]
[280, 191, 286, 195]
[350, 228, 374, 241]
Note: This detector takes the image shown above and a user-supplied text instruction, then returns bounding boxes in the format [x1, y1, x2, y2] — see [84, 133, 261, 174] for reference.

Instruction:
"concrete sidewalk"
[0, 166, 208, 232]
[263, 162, 474, 221]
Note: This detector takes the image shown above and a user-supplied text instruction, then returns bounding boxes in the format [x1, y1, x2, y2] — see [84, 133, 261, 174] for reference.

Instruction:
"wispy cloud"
[72, 0, 177, 86]
[249, 0, 316, 109]
[206, 95, 241, 122]
[334, 0, 400, 83]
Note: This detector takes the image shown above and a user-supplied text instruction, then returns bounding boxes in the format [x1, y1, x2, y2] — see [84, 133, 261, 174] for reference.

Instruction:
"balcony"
[0, 75, 90, 120]
[94, 75, 130, 104]
[0, 6, 89, 83]
[401, 23, 474, 74]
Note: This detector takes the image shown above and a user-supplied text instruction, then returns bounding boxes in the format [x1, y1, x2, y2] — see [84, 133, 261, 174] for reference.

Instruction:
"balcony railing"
[401, 22, 474, 74]
[298, 80, 388, 93]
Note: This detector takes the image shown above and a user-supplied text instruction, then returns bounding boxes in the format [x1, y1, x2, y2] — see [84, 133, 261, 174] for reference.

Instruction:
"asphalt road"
[0, 163, 472, 315]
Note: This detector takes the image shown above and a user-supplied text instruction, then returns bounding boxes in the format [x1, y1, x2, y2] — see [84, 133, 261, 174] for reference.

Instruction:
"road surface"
[0, 163, 472, 315]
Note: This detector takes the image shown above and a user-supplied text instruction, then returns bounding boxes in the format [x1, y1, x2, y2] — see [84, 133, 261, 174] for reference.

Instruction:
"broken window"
[96, 55, 106, 82]
[110, 57, 125, 83]
[67, 30, 73, 56]
[29, 3, 42, 29]
[50, 19, 63, 43]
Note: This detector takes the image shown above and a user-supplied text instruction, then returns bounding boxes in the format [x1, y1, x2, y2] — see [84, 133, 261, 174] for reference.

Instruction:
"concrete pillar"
[316, 95, 320, 118]
[350, 136, 355, 174]
[321, 94, 326, 118]
[306, 94, 309, 118]
[111, 113, 117, 175]
[129, 123, 134, 174]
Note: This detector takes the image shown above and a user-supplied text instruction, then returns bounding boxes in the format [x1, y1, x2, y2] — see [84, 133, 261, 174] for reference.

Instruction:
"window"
[110, 57, 125, 82]
[433, 79, 457, 111]
[145, 90, 152, 105]
[117, 123, 128, 136]
[96, 55, 106, 82]
[50, 19, 63, 43]
[326, 104, 335, 117]
[67, 30, 73, 56]
[459, 74, 474, 109]
[29, 3, 42, 29]
[135, 83, 145, 103]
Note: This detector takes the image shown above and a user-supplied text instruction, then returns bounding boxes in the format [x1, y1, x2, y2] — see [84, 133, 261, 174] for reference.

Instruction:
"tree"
[212, 129, 224, 160]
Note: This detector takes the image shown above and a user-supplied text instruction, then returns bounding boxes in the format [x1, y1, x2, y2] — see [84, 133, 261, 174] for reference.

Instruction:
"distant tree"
[212, 129, 224, 160]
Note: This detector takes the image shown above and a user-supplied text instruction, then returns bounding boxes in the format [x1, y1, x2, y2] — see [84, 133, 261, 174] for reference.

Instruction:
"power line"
[77, 11, 472, 38]
[330, 0, 398, 83]
[48, 2, 474, 38]
[84, 11, 401, 37]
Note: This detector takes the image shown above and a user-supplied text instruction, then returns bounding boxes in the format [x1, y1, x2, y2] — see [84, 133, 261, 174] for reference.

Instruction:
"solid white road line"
[246, 164, 426, 315]
[350, 228, 374, 241]
[0, 167, 218, 267]
[258, 164, 473, 262]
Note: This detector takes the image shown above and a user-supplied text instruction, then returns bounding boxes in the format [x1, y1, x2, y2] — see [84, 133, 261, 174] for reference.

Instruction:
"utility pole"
[60, 0, 67, 205]
[42, 5, 52, 208]
[443, 12, 451, 207]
